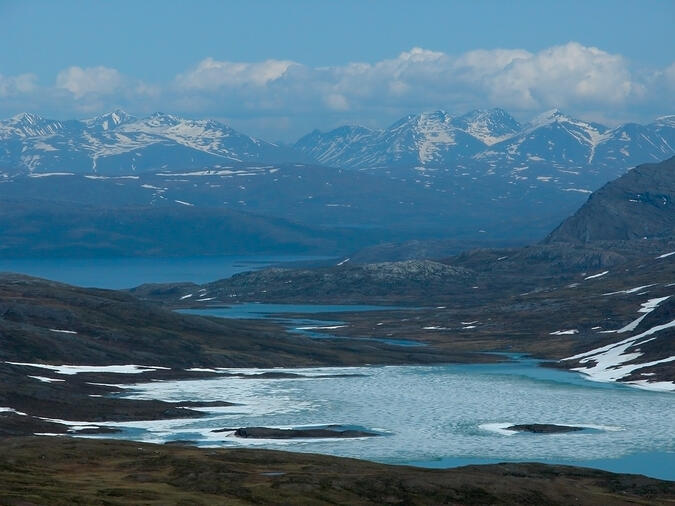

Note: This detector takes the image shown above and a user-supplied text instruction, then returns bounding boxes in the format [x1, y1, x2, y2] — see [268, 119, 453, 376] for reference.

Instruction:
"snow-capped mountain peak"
[142, 112, 182, 128]
[85, 109, 135, 131]
[528, 108, 568, 127]
[0, 112, 64, 139]
[407, 110, 458, 163]
[1, 108, 673, 180]
[453, 108, 521, 145]
[0, 111, 306, 175]
[653, 115, 675, 128]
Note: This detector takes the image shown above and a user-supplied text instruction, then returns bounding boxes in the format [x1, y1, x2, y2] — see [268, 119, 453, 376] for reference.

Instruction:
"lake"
[180, 304, 425, 347]
[100, 360, 674, 480]
[0, 255, 329, 289]
[3, 256, 673, 480]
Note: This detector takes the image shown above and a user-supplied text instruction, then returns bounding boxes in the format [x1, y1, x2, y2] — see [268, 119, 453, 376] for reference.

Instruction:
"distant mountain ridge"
[2, 109, 673, 179]
[0, 110, 305, 175]
[1, 109, 673, 256]
[295, 108, 675, 177]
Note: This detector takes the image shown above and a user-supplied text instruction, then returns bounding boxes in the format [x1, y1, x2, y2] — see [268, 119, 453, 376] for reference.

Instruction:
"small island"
[213, 426, 379, 439]
[506, 424, 586, 434]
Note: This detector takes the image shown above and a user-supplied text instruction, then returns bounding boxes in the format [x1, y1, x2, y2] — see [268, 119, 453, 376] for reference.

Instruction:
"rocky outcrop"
[213, 426, 378, 439]
[205, 260, 475, 302]
[506, 424, 585, 434]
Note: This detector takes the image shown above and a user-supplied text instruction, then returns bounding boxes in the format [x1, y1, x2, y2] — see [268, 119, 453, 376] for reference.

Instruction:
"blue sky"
[1, 0, 673, 140]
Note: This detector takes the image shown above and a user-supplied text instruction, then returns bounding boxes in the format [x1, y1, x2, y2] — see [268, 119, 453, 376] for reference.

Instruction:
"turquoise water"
[105, 362, 674, 480]
[180, 304, 424, 347]
[180, 303, 404, 319]
[0, 255, 328, 289]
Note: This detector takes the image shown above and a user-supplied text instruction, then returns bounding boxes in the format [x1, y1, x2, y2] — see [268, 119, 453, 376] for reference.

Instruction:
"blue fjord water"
[0, 255, 328, 289]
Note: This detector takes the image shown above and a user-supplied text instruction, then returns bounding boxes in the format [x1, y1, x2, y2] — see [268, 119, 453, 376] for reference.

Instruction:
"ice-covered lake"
[100, 358, 674, 480]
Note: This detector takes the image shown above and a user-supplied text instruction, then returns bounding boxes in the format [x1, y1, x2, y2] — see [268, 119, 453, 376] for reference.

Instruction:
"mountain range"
[2, 108, 674, 180]
[0, 111, 305, 176]
[1, 108, 673, 256]
[296, 108, 675, 171]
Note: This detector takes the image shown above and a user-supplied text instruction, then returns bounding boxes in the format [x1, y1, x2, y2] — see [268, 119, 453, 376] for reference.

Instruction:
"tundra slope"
[134, 157, 675, 390]
[1, 437, 673, 506]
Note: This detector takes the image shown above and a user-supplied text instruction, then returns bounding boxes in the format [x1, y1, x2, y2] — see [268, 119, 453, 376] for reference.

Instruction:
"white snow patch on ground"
[563, 188, 592, 193]
[84, 175, 139, 180]
[49, 329, 77, 334]
[5, 362, 170, 375]
[179, 293, 193, 300]
[550, 329, 579, 335]
[29, 376, 65, 383]
[603, 284, 657, 295]
[0, 407, 27, 415]
[174, 200, 194, 206]
[296, 325, 347, 330]
[585, 271, 608, 280]
[562, 318, 675, 391]
[616, 296, 670, 333]
[28, 172, 74, 177]
[656, 251, 675, 259]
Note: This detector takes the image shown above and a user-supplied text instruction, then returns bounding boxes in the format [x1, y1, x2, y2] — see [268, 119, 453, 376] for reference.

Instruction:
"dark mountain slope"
[546, 156, 675, 243]
[0, 273, 479, 368]
[0, 199, 382, 258]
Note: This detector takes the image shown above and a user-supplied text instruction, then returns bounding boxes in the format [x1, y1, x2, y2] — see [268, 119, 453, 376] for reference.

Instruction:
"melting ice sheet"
[81, 361, 675, 479]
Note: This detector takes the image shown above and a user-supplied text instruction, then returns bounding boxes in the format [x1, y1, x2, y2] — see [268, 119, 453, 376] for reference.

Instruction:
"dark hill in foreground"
[0, 437, 672, 506]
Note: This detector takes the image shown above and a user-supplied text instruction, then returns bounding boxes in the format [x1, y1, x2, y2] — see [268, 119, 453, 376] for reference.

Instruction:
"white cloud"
[482, 42, 640, 108]
[324, 93, 349, 111]
[1, 43, 672, 140]
[661, 62, 675, 89]
[175, 57, 296, 90]
[56, 66, 124, 98]
[170, 43, 654, 117]
[0, 73, 37, 97]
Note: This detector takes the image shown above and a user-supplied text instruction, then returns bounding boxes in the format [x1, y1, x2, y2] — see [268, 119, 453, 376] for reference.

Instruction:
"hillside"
[0, 198, 379, 258]
[2, 438, 673, 506]
[546, 156, 675, 243]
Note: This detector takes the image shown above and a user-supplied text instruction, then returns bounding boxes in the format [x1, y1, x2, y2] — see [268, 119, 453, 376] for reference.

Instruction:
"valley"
[0, 121, 673, 503]
[4, 4, 674, 503]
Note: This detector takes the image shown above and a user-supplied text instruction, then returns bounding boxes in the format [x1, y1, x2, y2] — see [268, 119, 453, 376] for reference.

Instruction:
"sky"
[1, 0, 673, 141]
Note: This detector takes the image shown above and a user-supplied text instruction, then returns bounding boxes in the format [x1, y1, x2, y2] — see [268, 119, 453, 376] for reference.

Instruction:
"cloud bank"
[1, 42, 673, 140]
